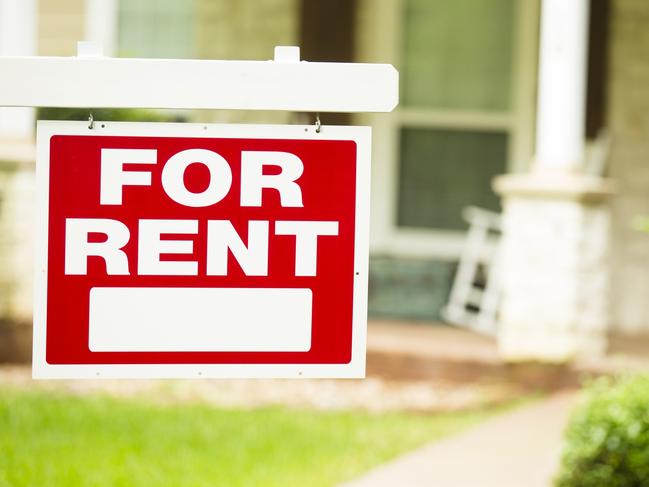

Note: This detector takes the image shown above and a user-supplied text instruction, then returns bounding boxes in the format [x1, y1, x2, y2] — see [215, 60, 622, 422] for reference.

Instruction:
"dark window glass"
[397, 128, 507, 230]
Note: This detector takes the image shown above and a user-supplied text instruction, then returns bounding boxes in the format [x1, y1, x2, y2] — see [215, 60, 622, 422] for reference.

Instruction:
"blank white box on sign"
[89, 287, 312, 352]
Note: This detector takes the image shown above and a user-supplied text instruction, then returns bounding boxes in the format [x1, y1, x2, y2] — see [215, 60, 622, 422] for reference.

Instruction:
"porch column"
[0, 0, 37, 324]
[534, 0, 589, 173]
[0, 0, 36, 140]
[493, 0, 613, 361]
[85, 0, 117, 56]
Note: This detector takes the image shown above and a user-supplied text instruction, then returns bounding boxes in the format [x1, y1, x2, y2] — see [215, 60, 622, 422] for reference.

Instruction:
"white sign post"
[0, 45, 397, 112]
[0, 45, 398, 379]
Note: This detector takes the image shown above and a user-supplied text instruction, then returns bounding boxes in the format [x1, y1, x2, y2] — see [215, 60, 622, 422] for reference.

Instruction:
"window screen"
[397, 128, 507, 230]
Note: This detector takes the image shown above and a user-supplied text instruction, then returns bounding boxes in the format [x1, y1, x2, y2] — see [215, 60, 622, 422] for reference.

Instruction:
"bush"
[556, 375, 649, 487]
[37, 107, 186, 123]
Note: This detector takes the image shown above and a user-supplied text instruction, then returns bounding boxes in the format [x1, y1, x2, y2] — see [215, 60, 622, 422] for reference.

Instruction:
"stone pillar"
[494, 0, 613, 361]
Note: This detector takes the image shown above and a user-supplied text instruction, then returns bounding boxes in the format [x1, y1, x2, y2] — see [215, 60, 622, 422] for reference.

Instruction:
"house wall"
[197, 0, 299, 126]
[197, 0, 297, 61]
[609, 0, 649, 334]
[37, 0, 85, 55]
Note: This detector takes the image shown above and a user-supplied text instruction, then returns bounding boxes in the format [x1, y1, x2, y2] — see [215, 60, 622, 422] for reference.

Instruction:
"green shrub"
[37, 107, 186, 123]
[556, 375, 649, 487]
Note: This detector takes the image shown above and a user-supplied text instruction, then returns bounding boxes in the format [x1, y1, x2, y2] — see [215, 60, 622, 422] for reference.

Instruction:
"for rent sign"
[33, 121, 370, 378]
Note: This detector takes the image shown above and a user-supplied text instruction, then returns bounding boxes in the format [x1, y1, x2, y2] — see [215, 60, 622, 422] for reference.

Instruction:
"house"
[0, 0, 645, 362]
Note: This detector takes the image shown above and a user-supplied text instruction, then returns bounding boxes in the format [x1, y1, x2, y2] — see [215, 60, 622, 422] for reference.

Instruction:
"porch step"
[365, 320, 649, 391]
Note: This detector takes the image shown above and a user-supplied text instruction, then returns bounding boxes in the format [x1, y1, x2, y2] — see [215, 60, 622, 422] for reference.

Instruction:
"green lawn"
[1, 386, 500, 487]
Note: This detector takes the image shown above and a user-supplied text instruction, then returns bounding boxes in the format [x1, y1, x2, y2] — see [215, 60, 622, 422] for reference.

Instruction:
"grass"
[0, 386, 503, 487]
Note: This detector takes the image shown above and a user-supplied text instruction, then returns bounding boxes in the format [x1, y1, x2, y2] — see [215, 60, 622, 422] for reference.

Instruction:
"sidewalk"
[342, 392, 576, 487]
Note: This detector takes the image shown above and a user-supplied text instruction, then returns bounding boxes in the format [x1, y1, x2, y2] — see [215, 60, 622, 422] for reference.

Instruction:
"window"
[360, 0, 538, 256]
[398, 128, 507, 230]
[118, 0, 195, 59]
[401, 0, 514, 111]
[397, 0, 515, 231]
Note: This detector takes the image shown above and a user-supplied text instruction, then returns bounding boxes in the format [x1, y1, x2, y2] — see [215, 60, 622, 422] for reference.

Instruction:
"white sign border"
[33, 120, 371, 379]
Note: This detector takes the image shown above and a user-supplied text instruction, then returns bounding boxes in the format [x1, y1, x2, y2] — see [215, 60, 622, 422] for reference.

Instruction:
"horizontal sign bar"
[0, 55, 398, 112]
[89, 287, 313, 352]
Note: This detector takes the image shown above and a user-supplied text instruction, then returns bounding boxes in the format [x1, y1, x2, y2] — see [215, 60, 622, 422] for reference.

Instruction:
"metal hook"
[315, 113, 321, 134]
[88, 112, 94, 130]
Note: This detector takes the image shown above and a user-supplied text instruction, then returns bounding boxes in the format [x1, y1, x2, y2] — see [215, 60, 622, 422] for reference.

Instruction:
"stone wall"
[0, 159, 35, 363]
[4, 166, 35, 323]
[608, 0, 649, 334]
[0, 162, 35, 325]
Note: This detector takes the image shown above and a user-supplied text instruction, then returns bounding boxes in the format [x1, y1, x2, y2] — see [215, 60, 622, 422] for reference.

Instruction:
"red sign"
[33, 122, 370, 378]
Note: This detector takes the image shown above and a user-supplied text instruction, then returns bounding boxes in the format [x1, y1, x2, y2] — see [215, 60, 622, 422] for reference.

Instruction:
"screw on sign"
[33, 121, 371, 379]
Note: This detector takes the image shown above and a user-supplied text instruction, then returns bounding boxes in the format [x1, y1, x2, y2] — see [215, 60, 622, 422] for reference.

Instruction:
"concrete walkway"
[342, 392, 576, 487]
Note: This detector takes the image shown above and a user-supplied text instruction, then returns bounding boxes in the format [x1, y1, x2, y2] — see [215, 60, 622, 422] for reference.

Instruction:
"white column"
[534, 0, 590, 172]
[0, 0, 38, 326]
[85, 0, 118, 56]
[0, 0, 36, 139]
